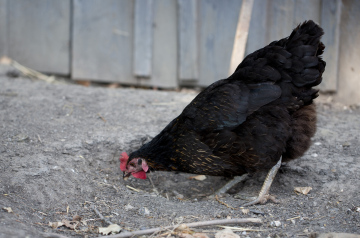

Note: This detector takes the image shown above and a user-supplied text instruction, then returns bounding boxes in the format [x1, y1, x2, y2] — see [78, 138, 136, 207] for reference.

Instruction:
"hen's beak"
[123, 171, 131, 181]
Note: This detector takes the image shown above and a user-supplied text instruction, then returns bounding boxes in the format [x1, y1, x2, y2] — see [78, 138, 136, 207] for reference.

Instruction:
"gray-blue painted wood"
[320, 0, 340, 91]
[246, 0, 321, 65]
[134, 0, 154, 78]
[178, 0, 199, 83]
[245, 0, 268, 56]
[0, 0, 8, 57]
[198, 0, 242, 86]
[267, 0, 295, 42]
[294, 0, 320, 25]
[267, 0, 322, 42]
[336, 0, 360, 103]
[72, 0, 135, 83]
[7, 0, 70, 74]
[139, 0, 178, 88]
[0, 0, 352, 97]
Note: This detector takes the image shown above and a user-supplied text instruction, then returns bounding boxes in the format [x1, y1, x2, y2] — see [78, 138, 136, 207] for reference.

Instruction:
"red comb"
[119, 152, 129, 171]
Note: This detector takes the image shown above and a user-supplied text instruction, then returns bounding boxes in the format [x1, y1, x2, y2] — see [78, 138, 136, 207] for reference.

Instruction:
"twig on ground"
[97, 113, 107, 122]
[126, 185, 141, 192]
[37, 134, 42, 143]
[147, 173, 159, 195]
[100, 218, 262, 238]
[310, 216, 326, 221]
[11, 60, 55, 83]
[217, 225, 265, 232]
[215, 195, 236, 210]
[91, 205, 113, 226]
[113, 185, 120, 193]
[149, 225, 177, 238]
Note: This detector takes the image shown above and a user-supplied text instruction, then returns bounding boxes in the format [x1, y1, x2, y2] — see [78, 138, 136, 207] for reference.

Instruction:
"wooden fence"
[0, 0, 359, 104]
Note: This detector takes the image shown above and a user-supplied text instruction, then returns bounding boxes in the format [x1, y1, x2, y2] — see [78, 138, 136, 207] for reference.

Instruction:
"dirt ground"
[0, 68, 359, 238]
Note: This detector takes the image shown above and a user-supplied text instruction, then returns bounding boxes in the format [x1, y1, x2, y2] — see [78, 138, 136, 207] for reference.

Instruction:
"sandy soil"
[0, 71, 359, 238]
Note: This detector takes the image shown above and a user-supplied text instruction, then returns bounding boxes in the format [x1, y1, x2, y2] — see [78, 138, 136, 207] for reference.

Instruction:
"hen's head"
[119, 152, 149, 180]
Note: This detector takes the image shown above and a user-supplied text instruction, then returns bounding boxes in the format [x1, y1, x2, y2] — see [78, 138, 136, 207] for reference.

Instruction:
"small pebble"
[271, 220, 281, 227]
[138, 207, 150, 215]
[215, 228, 240, 238]
[124, 204, 135, 211]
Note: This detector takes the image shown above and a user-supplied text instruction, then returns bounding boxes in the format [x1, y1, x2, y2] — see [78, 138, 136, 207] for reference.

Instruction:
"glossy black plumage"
[128, 20, 326, 179]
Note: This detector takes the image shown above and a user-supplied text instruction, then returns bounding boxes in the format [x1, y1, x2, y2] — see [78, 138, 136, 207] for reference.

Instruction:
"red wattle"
[132, 171, 147, 179]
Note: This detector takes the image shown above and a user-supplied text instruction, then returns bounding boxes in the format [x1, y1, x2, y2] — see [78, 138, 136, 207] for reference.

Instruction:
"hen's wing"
[181, 77, 281, 133]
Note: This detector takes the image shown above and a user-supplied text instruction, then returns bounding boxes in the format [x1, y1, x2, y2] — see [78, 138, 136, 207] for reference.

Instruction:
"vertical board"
[267, 0, 322, 40]
[139, 0, 178, 88]
[266, 0, 295, 43]
[7, 0, 70, 74]
[293, 0, 321, 25]
[319, 0, 341, 92]
[229, 0, 254, 75]
[336, 0, 360, 104]
[133, 0, 154, 77]
[0, 0, 7, 57]
[198, 0, 242, 86]
[245, 0, 268, 56]
[247, 0, 321, 68]
[178, 0, 199, 83]
[72, 0, 134, 83]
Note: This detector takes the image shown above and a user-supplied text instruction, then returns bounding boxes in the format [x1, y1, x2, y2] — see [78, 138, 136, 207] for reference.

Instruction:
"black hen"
[121, 20, 325, 206]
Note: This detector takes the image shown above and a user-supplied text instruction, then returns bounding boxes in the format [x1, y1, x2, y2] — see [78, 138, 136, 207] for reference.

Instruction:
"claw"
[241, 194, 279, 207]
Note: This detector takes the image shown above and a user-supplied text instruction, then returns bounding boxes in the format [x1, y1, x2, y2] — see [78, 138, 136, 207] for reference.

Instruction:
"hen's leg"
[215, 174, 249, 195]
[240, 157, 282, 207]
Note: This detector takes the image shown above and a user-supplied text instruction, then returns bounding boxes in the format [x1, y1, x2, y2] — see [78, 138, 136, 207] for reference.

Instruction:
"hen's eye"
[129, 162, 135, 167]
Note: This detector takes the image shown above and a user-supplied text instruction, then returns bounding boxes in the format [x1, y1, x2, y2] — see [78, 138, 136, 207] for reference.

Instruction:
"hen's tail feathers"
[232, 20, 325, 94]
[279, 20, 326, 88]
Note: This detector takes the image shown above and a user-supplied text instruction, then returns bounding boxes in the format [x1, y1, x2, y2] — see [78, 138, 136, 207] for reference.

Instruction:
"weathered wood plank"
[133, 0, 154, 78]
[245, 0, 268, 56]
[335, 0, 360, 104]
[139, 0, 178, 88]
[294, 0, 321, 25]
[7, 0, 70, 74]
[247, 0, 321, 63]
[266, 0, 295, 42]
[72, 0, 134, 83]
[178, 0, 199, 83]
[229, 0, 254, 74]
[198, 0, 243, 86]
[319, 0, 341, 92]
[0, 0, 7, 58]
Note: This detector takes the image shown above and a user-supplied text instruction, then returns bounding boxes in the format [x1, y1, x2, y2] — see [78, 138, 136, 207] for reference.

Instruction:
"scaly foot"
[240, 157, 282, 207]
[215, 173, 249, 195]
